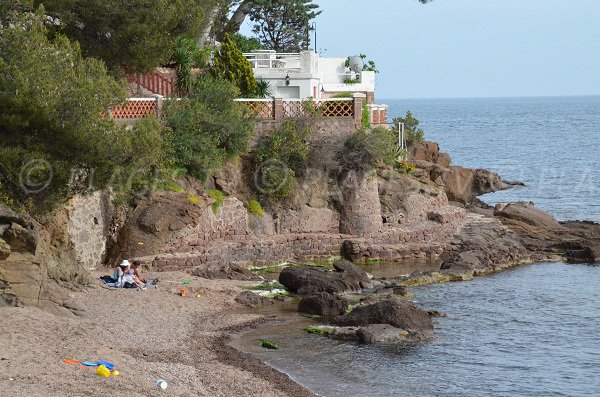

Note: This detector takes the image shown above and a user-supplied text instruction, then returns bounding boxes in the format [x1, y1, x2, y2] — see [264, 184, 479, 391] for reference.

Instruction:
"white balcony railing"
[243, 51, 302, 69]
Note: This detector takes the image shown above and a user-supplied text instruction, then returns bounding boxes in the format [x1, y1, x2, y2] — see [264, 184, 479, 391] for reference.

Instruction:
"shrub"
[340, 127, 399, 171]
[164, 75, 254, 181]
[212, 33, 257, 97]
[255, 120, 310, 199]
[392, 111, 425, 144]
[247, 199, 265, 217]
[208, 189, 225, 214]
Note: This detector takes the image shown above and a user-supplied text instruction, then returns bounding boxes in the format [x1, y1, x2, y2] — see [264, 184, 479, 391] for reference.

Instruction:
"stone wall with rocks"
[67, 192, 110, 270]
[277, 206, 339, 234]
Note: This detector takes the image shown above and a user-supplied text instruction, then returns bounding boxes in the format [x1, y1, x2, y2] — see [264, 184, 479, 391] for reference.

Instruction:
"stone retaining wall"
[146, 233, 352, 271]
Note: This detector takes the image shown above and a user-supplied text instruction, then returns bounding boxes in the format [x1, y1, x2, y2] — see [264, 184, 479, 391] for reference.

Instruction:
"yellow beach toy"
[96, 365, 111, 377]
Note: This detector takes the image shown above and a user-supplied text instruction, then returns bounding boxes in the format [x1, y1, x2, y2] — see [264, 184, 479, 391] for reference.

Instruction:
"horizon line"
[378, 94, 600, 101]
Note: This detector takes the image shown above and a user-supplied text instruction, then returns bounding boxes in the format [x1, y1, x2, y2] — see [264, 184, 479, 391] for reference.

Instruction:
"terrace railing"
[110, 98, 159, 119]
[127, 70, 176, 98]
[110, 94, 370, 129]
[243, 51, 302, 69]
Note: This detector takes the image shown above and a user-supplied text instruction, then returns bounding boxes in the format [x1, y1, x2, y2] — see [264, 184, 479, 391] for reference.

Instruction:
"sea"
[243, 96, 600, 397]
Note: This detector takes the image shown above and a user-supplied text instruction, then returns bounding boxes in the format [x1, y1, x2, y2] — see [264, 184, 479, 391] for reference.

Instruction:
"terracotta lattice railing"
[110, 98, 158, 119]
[235, 99, 275, 119]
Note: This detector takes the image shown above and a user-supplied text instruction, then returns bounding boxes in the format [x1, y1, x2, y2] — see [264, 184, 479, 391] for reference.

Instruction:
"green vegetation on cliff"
[164, 75, 254, 182]
[255, 120, 310, 199]
[341, 127, 400, 172]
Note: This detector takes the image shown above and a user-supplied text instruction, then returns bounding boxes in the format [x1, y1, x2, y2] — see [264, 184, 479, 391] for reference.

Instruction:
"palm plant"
[254, 79, 272, 98]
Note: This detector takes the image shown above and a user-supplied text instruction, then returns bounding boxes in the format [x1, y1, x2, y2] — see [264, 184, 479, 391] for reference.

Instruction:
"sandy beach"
[0, 271, 314, 397]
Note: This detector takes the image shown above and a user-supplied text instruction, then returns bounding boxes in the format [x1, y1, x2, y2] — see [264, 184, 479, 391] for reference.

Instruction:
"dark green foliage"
[341, 127, 400, 172]
[169, 37, 211, 96]
[33, 0, 206, 72]
[212, 33, 257, 97]
[249, 0, 321, 52]
[163, 75, 254, 181]
[255, 120, 310, 199]
[0, 11, 168, 212]
[393, 111, 425, 144]
[254, 80, 273, 98]
[231, 33, 263, 52]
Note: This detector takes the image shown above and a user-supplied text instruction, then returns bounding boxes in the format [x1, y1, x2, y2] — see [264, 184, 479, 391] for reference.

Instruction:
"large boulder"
[433, 166, 509, 204]
[356, 324, 411, 344]
[409, 141, 451, 167]
[108, 191, 204, 264]
[279, 268, 361, 295]
[494, 202, 561, 228]
[298, 292, 348, 316]
[333, 298, 433, 339]
[279, 261, 371, 295]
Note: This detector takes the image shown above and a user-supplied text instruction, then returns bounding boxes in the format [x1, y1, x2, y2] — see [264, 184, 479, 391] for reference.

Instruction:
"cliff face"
[110, 139, 475, 272]
[0, 205, 89, 316]
[5, 134, 598, 315]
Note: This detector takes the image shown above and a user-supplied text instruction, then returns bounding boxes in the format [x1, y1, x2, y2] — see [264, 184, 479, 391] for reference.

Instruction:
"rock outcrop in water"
[279, 261, 371, 295]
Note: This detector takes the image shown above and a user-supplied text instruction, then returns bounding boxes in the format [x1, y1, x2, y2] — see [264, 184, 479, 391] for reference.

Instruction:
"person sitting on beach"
[130, 261, 147, 284]
[115, 260, 145, 289]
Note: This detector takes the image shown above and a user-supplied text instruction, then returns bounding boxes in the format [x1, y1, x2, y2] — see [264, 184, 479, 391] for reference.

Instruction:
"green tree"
[392, 111, 425, 144]
[249, 0, 321, 52]
[163, 75, 254, 181]
[212, 33, 257, 96]
[231, 33, 263, 53]
[201, 0, 431, 45]
[0, 10, 168, 212]
[32, 0, 206, 72]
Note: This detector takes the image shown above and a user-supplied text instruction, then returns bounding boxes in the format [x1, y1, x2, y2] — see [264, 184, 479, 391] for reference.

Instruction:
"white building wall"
[248, 51, 375, 100]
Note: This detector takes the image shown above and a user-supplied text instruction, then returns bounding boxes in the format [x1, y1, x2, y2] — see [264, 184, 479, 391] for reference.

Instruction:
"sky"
[241, 0, 600, 99]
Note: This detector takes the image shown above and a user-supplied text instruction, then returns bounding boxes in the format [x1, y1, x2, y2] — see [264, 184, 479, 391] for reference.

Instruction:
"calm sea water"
[387, 96, 600, 222]
[245, 97, 600, 397]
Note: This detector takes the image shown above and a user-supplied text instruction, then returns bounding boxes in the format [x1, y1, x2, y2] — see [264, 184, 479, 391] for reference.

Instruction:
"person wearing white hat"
[115, 260, 145, 289]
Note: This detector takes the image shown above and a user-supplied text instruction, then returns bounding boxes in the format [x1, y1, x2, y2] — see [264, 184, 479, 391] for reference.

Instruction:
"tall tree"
[32, 0, 206, 72]
[249, 0, 321, 52]
[0, 9, 168, 212]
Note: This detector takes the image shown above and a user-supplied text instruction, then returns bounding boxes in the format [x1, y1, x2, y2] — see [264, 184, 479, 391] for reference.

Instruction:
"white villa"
[244, 50, 377, 104]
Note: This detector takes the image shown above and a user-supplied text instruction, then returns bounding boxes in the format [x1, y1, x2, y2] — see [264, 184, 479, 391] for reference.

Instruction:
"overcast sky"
[242, 0, 600, 99]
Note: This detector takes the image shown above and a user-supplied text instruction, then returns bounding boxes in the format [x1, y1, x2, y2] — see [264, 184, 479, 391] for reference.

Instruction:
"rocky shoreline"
[2, 137, 599, 396]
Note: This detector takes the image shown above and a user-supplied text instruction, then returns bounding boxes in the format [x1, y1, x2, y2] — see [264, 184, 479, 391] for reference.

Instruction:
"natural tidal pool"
[241, 263, 600, 397]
